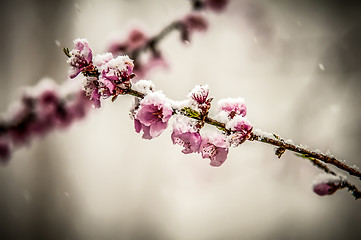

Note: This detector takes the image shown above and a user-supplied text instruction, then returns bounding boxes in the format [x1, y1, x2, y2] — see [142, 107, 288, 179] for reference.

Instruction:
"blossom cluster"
[130, 82, 252, 166]
[67, 39, 253, 167]
[0, 79, 91, 163]
[67, 39, 135, 108]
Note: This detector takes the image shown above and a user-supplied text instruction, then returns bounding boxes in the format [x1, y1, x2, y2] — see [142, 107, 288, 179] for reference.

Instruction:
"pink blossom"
[171, 119, 202, 154]
[190, 85, 209, 105]
[28, 115, 55, 136]
[51, 91, 91, 128]
[81, 54, 135, 108]
[85, 54, 116, 107]
[82, 77, 103, 108]
[181, 13, 208, 43]
[39, 90, 59, 108]
[35, 89, 73, 129]
[134, 92, 173, 139]
[312, 174, 342, 196]
[68, 91, 92, 119]
[68, 39, 93, 79]
[108, 28, 148, 55]
[125, 28, 148, 52]
[38, 90, 60, 117]
[313, 182, 340, 196]
[226, 116, 253, 146]
[218, 97, 247, 119]
[8, 98, 35, 145]
[53, 105, 75, 128]
[107, 28, 168, 79]
[134, 119, 151, 139]
[188, 85, 213, 115]
[0, 79, 93, 163]
[98, 56, 134, 94]
[200, 133, 229, 167]
[183, 13, 208, 32]
[134, 55, 169, 79]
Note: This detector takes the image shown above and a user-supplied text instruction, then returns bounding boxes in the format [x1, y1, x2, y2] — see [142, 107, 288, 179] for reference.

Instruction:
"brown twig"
[249, 132, 361, 179]
[127, 88, 361, 199]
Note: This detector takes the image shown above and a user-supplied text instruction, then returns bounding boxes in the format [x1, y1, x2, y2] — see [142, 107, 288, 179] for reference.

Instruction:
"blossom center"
[202, 143, 217, 158]
[71, 53, 88, 67]
[174, 137, 191, 150]
[151, 108, 164, 119]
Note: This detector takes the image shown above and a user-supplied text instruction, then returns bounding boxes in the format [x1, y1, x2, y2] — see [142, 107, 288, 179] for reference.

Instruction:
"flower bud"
[312, 173, 343, 196]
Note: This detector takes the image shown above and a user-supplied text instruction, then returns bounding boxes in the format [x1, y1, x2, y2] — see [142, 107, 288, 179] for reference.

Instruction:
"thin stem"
[129, 20, 182, 60]
[341, 181, 361, 199]
[250, 133, 361, 179]
[127, 89, 145, 98]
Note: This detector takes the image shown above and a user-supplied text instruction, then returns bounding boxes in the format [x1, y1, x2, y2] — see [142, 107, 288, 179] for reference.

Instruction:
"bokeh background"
[0, 0, 360, 239]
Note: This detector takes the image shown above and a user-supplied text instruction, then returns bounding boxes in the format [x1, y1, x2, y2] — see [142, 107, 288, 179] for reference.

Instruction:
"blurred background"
[0, 0, 360, 239]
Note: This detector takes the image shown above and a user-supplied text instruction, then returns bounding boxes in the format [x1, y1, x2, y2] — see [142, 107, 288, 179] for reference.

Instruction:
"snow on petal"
[200, 132, 229, 167]
[67, 38, 93, 79]
[132, 80, 155, 94]
[171, 116, 202, 154]
[226, 115, 253, 147]
[218, 97, 247, 119]
[134, 91, 172, 139]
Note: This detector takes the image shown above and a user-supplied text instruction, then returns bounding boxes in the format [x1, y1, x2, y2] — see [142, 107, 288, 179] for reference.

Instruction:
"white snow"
[324, 150, 334, 158]
[187, 84, 209, 100]
[217, 97, 246, 110]
[297, 144, 309, 150]
[132, 80, 155, 94]
[140, 91, 172, 109]
[318, 63, 325, 71]
[312, 173, 345, 187]
[252, 128, 275, 139]
[170, 99, 192, 110]
[201, 130, 229, 148]
[172, 115, 197, 132]
[225, 115, 252, 130]
[352, 165, 360, 171]
[213, 111, 230, 124]
[73, 38, 90, 56]
[108, 55, 133, 69]
[93, 52, 113, 67]
[82, 77, 98, 97]
[97, 55, 133, 72]
[313, 149, 323, 154]
[23, 77, 58, 97]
